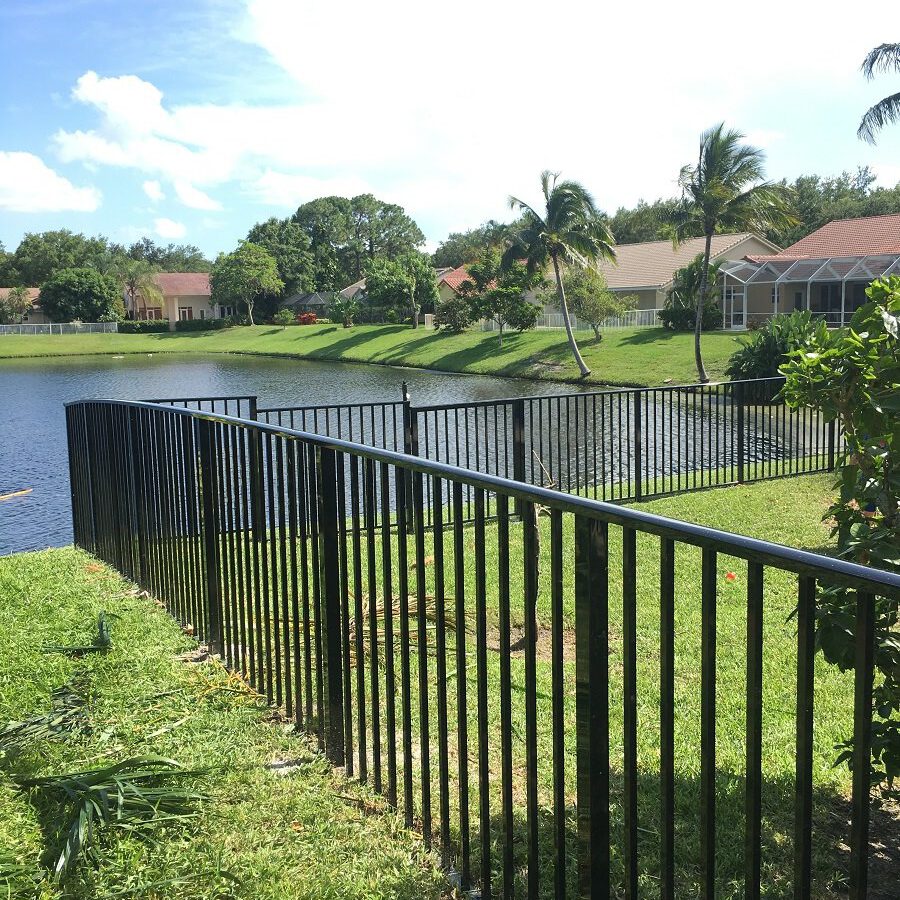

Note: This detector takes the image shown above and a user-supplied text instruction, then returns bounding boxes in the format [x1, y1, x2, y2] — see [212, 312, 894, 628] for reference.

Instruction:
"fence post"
[248, 396, 258, 421]
[827, 419, 836, 471]
[512, 399, 527, 516]
[401, 382, 417, 529]
[736, 381, 746, 484]
[316, 446, 346, 766]
[127, 406, 149, 587]
[632, 391, 643, 501]
[196, 417, 223, 657]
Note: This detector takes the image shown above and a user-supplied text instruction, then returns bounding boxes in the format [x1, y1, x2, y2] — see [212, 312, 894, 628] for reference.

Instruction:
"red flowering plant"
[781, 275, 900, 801]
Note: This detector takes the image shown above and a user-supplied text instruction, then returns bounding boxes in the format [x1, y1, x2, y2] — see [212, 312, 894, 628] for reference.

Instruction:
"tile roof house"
[133, 272, 221, 327]
[0, 287, 46, 324]
[719, 214, 900, 329]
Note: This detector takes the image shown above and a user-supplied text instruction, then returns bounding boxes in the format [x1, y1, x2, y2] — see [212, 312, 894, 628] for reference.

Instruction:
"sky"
[1, 0, 899, 261]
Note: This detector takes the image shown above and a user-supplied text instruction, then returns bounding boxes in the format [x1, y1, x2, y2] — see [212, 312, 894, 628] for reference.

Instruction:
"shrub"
[725, 311, 829, 387]
[119, 319, 170, 334]
[173, 318, 227, 332]
[39, 267, 124, 323]
[433, 295, 473, 333]
[781, 276, 900, 802]
[328, 297, 359, 328]
[297, 312, 317, 325]
[658, 300, 721, 331]
[504, 298, 540, 332]
[272, 309, 295, 328]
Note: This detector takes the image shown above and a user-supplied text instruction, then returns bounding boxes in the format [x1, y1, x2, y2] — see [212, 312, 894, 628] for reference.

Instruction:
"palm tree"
[115, 257, 162, 320]
[858, 43, 900, 142]
[505, 171, 615, 377]
[672, 124, 796, 383]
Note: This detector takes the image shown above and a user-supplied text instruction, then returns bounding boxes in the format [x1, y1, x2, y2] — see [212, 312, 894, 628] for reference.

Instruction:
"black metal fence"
[66, 398, 898, 899]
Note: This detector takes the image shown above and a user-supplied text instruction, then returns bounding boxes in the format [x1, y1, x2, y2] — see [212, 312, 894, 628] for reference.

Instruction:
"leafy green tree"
[608, 198, 679, 244]
[433, 293, 474, 333]
[38, 268, 124, 322]
[245, 217, 315, 296]
[0, 286, 33, 324]
[505, 171, 615, 376]
[458, 248, 542, 346]
[9, 230, 109, 286]
[0, 241, 15, 285]
[543, 266, 637, 342]
[432, 220, 519, 268]
[858, 43, 900, 142]
[364, 252, 437, 328]
[347, 194, 425, 280]
[672, 124, 796, 382]
[658, 254, 722, 332]
[781, 277, 900, 801]
[126, 238, 212, 272]
[111, 257, 162, 320]
[292, 196, 353, 289]
[210, 243, 283, 326]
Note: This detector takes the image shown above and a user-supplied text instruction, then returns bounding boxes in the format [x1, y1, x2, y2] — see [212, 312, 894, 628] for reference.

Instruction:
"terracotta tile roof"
[597, 233, 774, 290]
[439, 264, 474, 293]
[774, 214, 900, 258]
[154, 272, 211, 296]
[0, 287, 40, 308]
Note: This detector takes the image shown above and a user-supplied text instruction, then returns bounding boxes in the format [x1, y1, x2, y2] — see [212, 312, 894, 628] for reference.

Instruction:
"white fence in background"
[481, 308, 662, 332]
[0, 322, 119, 336]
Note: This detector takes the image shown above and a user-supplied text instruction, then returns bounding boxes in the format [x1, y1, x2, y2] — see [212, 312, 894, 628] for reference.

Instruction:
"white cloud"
[250, 170, 373, 207]
[143, 179, 164, 201]
[871, 163, 900, 188]
[173, 180, 222, 210]
[0, 151, 100, 213]
[154, 217, 187, 239]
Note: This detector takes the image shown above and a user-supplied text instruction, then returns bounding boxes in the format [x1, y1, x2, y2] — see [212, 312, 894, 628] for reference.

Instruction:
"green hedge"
[173, 318, 228, 332]
[119, 319, 170, 333]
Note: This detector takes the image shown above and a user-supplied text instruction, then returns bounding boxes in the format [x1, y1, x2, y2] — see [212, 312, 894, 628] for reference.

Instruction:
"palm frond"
[861, 43, 900, 79]
[43, 612, 112, 657]
[15, 757, 208, 881]
[858, 91, 900, 143]
[0, 680, 87, 754]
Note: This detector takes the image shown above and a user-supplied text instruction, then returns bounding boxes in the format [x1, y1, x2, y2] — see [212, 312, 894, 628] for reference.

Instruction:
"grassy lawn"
[0, 550, 446, 900]
[0, 324, 743, 387]
[4, 474, 894, 899]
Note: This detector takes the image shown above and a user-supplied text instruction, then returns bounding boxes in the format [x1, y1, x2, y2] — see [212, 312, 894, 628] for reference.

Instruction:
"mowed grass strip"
[0, 324, 743, 387]
[0, 549, 447, 900]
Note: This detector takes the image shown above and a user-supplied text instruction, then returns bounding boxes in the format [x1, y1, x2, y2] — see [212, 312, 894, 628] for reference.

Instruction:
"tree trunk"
[498, 320, 503, 347]
[552, 254, 590, 377]
[592, 324, 601, 342]
[694, 232, 712, 383]
[247, 298, 255, 326]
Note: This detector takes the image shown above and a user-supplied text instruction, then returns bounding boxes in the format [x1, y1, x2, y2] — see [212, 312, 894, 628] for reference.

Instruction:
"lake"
[0, 353, 590, 555]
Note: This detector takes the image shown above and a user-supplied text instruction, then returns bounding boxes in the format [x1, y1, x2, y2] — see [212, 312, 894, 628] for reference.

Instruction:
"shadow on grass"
[457, 769, 899, 900]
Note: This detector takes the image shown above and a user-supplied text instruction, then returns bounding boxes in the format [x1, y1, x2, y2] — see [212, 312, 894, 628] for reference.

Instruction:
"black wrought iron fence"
[66, 398, 897, 900]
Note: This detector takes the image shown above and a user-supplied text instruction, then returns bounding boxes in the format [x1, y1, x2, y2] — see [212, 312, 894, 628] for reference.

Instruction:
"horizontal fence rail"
[67, 399, 898, 900]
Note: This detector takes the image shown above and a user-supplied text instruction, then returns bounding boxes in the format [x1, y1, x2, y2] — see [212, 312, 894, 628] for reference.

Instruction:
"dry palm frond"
[0, 680, 87, 755]
[43, 612, 112, 656]
[14, 756, 208, 880]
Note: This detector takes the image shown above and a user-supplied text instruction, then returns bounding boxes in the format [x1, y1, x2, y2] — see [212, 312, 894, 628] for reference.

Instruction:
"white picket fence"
[480, 308, 662, 332]
[0, 322, 119, 336]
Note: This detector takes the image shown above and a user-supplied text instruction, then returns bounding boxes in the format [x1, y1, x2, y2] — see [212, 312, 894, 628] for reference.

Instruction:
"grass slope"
[0, 324, 743, 387]
[0, 549, 446, 900]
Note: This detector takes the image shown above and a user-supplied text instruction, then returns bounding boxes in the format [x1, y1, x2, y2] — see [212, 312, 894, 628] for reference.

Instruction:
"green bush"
[173, 318, 227, 332]
[433, 295, 473, 333]
[725, 311, 829, 386]
[119, 319, 170, 334]
[658, 300, 721, 331]
[272, 309, 296, 327]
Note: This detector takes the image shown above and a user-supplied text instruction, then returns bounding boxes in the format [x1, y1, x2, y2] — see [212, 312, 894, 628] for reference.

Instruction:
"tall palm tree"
[505, 171, 615, 377]
[858, 43, 900, 142]
[672, 124, 796, 383]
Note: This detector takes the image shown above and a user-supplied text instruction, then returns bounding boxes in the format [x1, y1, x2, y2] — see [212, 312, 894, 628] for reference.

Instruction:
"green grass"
[0, 550, 446, 900]
[0, 324, 744, 387]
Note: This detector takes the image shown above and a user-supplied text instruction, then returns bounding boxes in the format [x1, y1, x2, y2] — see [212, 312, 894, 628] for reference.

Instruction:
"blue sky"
[1, 0, 899, 261]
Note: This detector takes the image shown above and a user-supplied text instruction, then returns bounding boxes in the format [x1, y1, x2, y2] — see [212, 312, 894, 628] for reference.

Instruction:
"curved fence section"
[65, 399, 897, 899]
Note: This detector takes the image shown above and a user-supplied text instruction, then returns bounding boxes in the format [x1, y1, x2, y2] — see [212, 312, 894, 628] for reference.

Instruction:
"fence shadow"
[458, 768, 900, 900]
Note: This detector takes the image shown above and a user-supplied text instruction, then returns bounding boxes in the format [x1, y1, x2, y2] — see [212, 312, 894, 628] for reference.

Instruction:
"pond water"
[0, 353, 592, 555]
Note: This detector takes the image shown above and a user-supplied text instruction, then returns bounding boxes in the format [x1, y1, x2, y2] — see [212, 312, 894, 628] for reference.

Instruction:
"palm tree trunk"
[551, 254, 590, 377]
[694, 232, 712, 383]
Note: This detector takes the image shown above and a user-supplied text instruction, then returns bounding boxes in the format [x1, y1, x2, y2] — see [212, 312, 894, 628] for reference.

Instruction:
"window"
[144, 307, 162, 321]
[178, 307, 193, 321]
[219, 305, 233, 318]
[199, 309, 206, 320]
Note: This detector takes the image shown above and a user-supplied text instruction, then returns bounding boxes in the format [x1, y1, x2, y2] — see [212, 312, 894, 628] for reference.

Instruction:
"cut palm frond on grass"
[0, 680, 87, 755]
[14, 757, 208, 880]
[43, 611, 112, 656]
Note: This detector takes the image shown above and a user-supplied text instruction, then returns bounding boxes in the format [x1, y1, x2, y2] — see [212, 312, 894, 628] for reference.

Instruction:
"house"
[719, 213, 900, 328]
[337, 267, 456, 313]
[0, 287, 47, 323]
[591, 232, 780, 314]
[132, 273, 223, 325]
